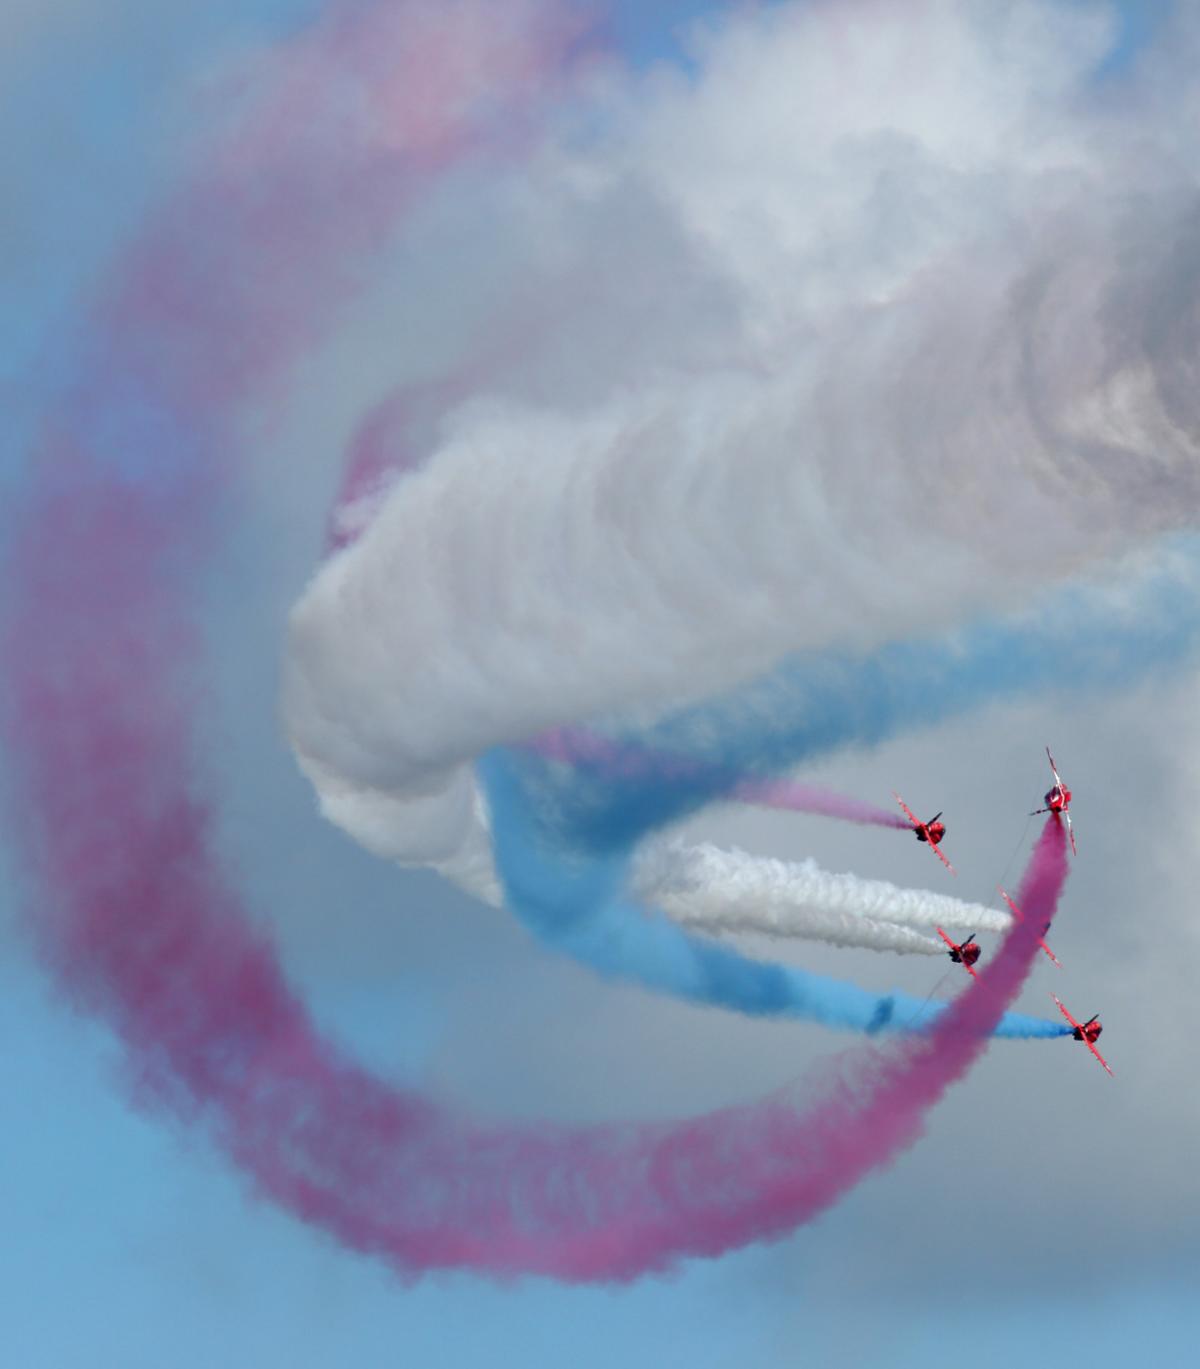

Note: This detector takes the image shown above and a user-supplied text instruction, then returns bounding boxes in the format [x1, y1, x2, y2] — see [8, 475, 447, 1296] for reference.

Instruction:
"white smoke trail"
[370, 787, 959, 955]
[285, 2, 1200, 928]
[419, 808, 979, 954]
[635, 840, 1008, 951]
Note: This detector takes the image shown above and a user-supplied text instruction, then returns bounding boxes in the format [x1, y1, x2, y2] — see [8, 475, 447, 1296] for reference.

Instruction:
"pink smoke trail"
[734, 776, 910, 828]
[533, 725, 909, 829]
[85, 0, 583, 427]
[3, 460, 1070, 1280]
[1, 1, 1069, 1284]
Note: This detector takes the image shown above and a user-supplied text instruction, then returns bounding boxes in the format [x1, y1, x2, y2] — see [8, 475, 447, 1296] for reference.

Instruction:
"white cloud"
[283, 0, 1200, 907]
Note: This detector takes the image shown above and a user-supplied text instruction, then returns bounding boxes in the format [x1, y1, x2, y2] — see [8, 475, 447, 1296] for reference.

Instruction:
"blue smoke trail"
[541, 537, 1200, 850]
[479, 538, 1199, 1037]
[479, 749, 1067, 1039]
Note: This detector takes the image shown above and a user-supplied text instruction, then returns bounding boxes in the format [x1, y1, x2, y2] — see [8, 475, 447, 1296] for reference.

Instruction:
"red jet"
[1053, 995, 1112, 1076]
[936, 927, 980, 977]
[997, 885, 1061, 967]
[893, 793, 955, 873]
[1032, 747, 1076, 855]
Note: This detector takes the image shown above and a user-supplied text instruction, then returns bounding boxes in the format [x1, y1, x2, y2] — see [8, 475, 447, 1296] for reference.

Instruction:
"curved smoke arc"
[3, 0, 1195, 1284]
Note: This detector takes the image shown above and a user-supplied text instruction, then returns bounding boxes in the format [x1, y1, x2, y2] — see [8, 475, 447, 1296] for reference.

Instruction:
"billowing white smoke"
[285, 2, 1200, 935]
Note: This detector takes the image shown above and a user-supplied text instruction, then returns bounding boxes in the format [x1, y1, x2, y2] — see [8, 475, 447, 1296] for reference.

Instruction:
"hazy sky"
[3, 3, 1198, 1367]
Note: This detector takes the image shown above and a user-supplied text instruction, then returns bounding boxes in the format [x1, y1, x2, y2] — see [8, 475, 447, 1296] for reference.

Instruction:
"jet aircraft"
[1032, 747, 1076, 855]
[893, 793, 954, 873]
[1053, 995, 1112, 1076]
[997, 885, 1061, 967]
[936, 926, 980, 977]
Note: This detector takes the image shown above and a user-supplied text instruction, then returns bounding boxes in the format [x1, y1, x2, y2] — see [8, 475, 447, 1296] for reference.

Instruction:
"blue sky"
[4, 4, 1199, 1367]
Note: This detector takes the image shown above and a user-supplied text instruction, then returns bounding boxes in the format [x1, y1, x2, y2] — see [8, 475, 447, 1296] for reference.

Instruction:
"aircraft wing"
[1038, 937, 1063, 968]
[1063, 809, 1077, 857]
[999, 887, 1061, 966]
[1052, 994, 1081, 1032]
[936, 927, 957, 953]
[929, 841, 956, 875]
[998, 886, 1021, 920]
[1046, 746, 1063, 787]
[892, 792, 921, 828]
[1086, 1039, 1114, 1077]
